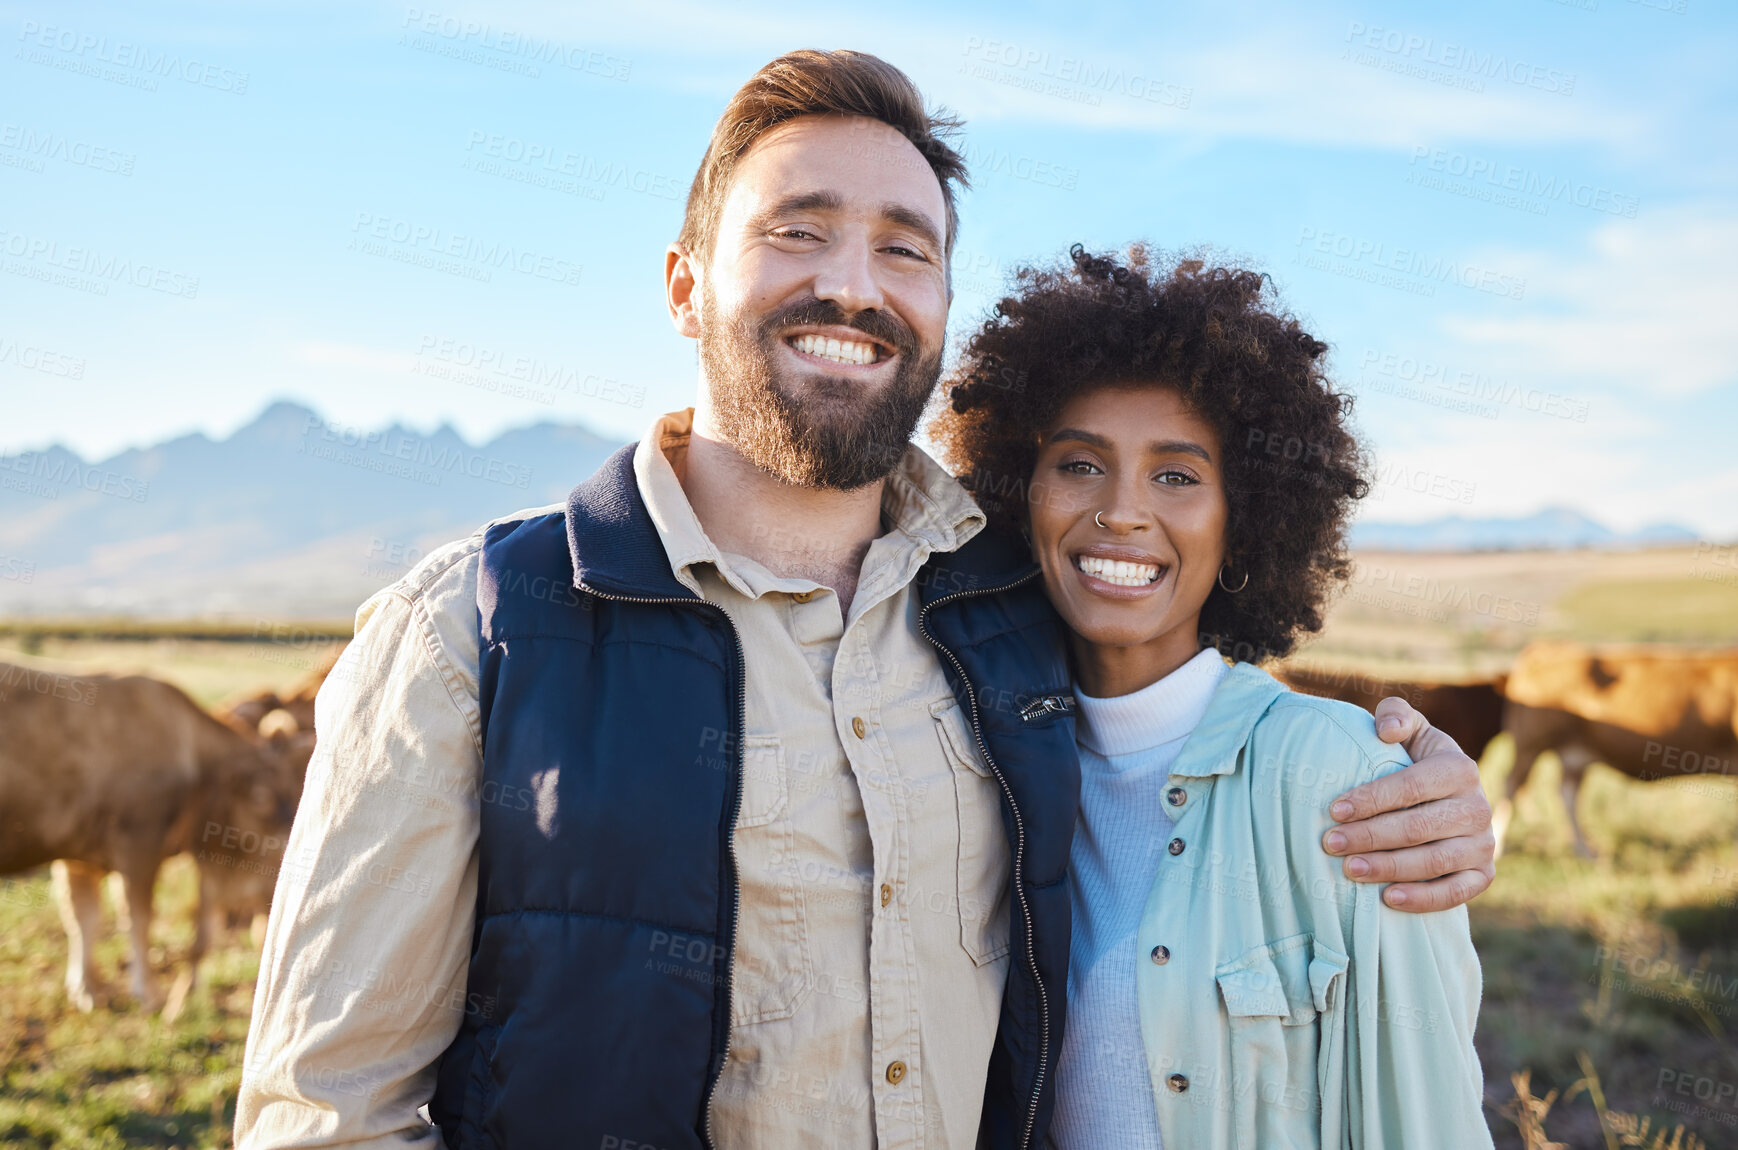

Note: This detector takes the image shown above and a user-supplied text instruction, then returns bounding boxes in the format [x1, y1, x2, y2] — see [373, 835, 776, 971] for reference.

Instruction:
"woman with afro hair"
[931, 245, 1492, 1149]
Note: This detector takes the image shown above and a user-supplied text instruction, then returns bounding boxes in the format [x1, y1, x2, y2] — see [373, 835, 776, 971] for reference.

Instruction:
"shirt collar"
[1167, 661, 1289, 778]
[632, 408, 985, 599]
[1074, 648, 1230, 757]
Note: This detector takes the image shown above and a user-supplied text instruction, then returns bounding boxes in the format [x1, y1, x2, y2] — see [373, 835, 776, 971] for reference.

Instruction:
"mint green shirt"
[1133, 663, 1492, 1149]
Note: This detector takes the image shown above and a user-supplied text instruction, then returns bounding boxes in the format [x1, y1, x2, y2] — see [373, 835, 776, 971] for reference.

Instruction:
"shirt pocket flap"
[930, 697, 992, 778]
[1309, 943, 1349, 1013]
[1216, 957, 1291, 1018]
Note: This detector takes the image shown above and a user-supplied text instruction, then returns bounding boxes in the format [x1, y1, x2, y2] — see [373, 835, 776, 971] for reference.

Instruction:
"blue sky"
[3, 0, 1734, 534]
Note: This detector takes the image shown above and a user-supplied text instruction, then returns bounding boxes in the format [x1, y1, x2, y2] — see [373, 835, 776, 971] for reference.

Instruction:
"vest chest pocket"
[729, 736, 812, 1025]
[1214, 933, 1348, 1150]
[931, 699, 1011, 967]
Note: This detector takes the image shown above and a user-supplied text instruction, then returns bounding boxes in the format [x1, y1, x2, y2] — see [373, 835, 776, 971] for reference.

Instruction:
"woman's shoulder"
[1257, 685, 1408, 764]
[1235, 679, 1412, 810]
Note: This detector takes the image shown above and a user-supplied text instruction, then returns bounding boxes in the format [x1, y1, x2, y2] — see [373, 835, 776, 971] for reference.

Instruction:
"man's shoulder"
[357, 502, 566, 625]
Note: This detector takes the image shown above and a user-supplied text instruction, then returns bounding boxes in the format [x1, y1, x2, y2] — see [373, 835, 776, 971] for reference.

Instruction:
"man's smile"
[782, 324, 895, 369]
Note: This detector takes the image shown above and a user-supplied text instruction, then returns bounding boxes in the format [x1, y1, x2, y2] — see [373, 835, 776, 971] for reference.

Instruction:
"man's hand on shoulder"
[1321, 696, 1496, 914]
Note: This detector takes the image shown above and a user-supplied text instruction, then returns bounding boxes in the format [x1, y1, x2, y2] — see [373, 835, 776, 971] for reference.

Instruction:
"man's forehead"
[727, 114, 945, 218]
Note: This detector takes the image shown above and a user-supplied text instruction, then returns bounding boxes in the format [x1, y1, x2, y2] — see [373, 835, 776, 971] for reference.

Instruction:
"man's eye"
[885, 245, 928, 261]
[773, 229, 818, 241]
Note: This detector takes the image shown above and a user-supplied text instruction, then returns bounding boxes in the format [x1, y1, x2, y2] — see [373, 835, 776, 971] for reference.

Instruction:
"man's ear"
[665, 243, 701, 339]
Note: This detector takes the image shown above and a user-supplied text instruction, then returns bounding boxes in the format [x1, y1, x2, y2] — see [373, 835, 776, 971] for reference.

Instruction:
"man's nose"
[810, 233, 885, 315]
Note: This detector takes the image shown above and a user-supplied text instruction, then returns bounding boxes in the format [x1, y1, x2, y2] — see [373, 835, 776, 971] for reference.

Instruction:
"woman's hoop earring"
[1218, 564, 1249, 593]
[1094, 511, 1107, 529]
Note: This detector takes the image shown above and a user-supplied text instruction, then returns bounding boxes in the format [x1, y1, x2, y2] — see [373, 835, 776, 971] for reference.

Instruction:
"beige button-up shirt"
[236, 409, 1013, 1150]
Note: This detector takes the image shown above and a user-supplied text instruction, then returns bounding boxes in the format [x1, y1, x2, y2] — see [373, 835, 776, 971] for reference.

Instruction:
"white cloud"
[1441, 205, 1738, 398]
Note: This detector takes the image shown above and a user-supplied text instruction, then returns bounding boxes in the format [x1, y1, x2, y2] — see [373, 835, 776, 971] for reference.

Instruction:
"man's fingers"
[1323, 792, 1491, 856]
[1329, 750, 1481, 824]
[1379, 867, 1495, 914]
[1372, 696, 1423, 744]
[1339, 830, 1497, 883]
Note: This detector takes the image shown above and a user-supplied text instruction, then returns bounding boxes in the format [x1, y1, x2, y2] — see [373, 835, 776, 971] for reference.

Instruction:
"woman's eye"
[1059, 459, 1102, 476]
[1155, 469, 1199, 487]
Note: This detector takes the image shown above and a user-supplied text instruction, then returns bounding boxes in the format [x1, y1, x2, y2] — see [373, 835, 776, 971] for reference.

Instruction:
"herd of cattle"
[0, 655, 324, 1020]
[1, 639, 1734, 1017]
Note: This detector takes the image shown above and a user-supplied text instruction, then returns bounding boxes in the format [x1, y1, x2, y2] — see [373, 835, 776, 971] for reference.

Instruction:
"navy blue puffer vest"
[429, 445, 1080, 1150]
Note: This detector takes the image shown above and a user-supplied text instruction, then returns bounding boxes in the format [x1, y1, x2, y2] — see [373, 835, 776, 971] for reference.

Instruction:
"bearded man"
[236, 49, 1497, 1150]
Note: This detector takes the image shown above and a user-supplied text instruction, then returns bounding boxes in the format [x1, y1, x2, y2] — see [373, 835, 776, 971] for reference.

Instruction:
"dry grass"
[3, 546, 1736, 1146]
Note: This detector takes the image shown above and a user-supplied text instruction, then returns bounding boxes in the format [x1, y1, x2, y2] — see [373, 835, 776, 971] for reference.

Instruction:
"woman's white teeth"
[791, 333, 878, 365]
[1078, 555, 1161, 587]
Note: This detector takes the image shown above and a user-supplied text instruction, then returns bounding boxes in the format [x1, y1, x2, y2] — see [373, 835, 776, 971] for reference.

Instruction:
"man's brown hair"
[677, 49, 969, 271]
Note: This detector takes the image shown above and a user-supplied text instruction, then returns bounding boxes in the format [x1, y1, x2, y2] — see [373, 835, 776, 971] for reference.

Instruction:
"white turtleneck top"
[1050, 647, 1229, 1150]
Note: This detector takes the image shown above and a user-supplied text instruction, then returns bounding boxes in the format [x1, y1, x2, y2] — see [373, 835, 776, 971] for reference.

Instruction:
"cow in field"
[1496, 641, 1738, 858]
[0, 662, 303, 1017]
[214, 644, 344, 739]
[1273, 662, 1508, 761]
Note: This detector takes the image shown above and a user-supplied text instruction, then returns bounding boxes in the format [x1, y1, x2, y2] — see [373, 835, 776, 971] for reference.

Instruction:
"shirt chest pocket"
[1214, 933, 1349, 1150]
[730, 736, 812, 1025]
[931, 699, 1011, 967]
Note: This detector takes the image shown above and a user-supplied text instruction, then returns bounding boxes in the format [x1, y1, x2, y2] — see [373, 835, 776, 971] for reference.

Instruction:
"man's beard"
[698, 296, 943, 491]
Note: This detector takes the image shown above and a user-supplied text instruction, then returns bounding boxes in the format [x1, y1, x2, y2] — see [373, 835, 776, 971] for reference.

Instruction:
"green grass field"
[2, 546, 1736, 1147]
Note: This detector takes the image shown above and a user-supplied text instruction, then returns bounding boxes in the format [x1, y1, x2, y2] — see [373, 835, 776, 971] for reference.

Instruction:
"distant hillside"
[1, 404, 1708, 618]
[1350, 507, 1698, 552]
[0, 401, 623, 618]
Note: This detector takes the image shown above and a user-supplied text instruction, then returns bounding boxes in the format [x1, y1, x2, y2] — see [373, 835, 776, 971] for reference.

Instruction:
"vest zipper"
[575, 582, 746, 1150]
[916, 569, 1051, 1150]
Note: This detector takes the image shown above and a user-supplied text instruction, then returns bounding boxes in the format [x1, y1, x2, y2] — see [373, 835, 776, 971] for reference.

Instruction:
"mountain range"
[1348, 507, 1697, 552]
[0, 401, 620, 619]
[0, 401, 1706, 619]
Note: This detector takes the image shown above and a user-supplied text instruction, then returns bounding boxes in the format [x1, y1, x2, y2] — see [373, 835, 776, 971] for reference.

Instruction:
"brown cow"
[1497, 641, 1738, 858]
[213, 644, 343, 738]
[1273, 661, 1508, 761]
[0, 662, 301, 1016]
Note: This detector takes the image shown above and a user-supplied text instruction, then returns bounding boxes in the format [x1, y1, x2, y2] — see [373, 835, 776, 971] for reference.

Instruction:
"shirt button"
[1166, 786, 1187, 807]
[1168, 837, 1186, 856]
[880, 883, 893, 907]
[1168, 1073, 1189, 1093]
[791, 590, 815, 603]
[886, 1060, 907, 1085]
[1150, 944, 1170, 965]
[852, 716, 867, 739]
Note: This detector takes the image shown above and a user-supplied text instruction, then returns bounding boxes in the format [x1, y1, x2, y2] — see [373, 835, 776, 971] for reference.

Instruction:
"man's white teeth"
[1078, 555, 1161, 587]
[791, 333, 878, 365]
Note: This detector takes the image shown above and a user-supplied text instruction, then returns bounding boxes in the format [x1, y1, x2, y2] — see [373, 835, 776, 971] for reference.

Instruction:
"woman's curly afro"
[930, 244, 1371, 663]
